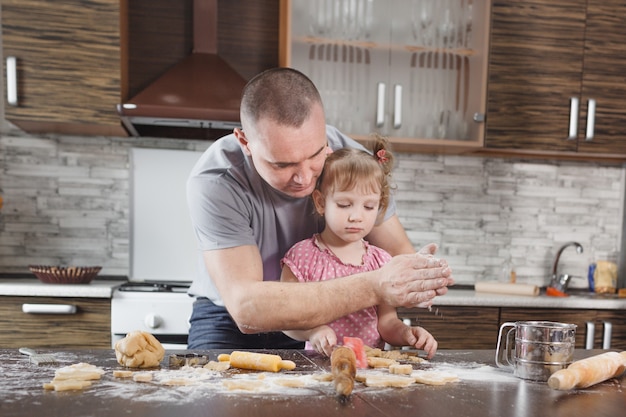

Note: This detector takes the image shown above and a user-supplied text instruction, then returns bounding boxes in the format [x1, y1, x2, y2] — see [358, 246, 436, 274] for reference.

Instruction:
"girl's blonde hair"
[316, 134, 395, 215]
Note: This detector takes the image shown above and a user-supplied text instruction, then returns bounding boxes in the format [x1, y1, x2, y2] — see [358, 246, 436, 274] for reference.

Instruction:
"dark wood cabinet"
[1, 0, 125, 136]
[485, 0, 626, 159]
[0, 296, 111, 349]
[398, 306, 500, 349]
[500, 307, 626, 351]
[1, 0, 279, 138]
[398, 305, 626, 351]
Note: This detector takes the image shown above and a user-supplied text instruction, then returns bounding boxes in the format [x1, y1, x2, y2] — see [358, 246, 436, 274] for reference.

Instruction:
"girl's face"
[314, 185, 381, 244]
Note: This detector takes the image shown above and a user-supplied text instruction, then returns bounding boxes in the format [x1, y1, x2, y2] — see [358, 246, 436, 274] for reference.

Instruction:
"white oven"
[111, 148, 204, 349]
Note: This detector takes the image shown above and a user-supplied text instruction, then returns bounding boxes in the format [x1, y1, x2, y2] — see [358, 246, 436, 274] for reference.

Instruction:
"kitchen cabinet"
[1, 0, 280, 139]
[1, 0, 126, 136]
[0, 296, 111, 349]
[485, 0, 626, 159]
[398, 305, 626, 350]
[280, 0, 492, 152]
[398, 306, 500, 349]
[500, 307, 626, 351]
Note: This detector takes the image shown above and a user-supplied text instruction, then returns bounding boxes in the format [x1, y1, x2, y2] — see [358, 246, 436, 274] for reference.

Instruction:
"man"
[186, 67, 453, 349]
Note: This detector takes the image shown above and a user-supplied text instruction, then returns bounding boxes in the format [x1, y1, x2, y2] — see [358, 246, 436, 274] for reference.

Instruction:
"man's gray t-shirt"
[186, 125, 397, 305]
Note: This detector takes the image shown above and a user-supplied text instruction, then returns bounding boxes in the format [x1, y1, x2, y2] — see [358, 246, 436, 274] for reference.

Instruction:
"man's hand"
[374, 249, 453, 308]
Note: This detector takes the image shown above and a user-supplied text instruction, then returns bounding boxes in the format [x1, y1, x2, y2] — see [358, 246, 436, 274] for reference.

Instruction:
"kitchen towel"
[474, 281, 539, 297]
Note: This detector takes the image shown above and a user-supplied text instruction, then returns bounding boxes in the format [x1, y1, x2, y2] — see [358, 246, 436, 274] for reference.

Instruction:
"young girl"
[280, 136, 438, 359]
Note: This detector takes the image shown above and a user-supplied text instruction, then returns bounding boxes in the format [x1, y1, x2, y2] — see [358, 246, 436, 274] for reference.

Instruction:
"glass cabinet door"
[281, 0, 490, 149]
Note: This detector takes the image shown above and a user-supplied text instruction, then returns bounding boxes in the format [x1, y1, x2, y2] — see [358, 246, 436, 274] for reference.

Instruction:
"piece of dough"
[112, 370, 134, 378]
[364, 374, 414, 388]
[389, 364, 413, 375]
[54, 362, 105, 381]
[43, 362, 104, 391]
[273, 378, 307, 388]
[367, 357, 398, 368]
[547, 351, 626, 390]
[204, 360, 231, 372]
[412, 370, 460, 385]
[115, 330, 165, 368]
[222, 379, 266, 391]
[43, 379, 93, 391]
[132, 372, 153, 382]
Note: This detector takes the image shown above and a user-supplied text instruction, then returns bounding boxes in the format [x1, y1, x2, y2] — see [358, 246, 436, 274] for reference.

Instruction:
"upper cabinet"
[280, 0, 492, 152]
[1, 0, 125, 136]
[485, 0, 626, 159]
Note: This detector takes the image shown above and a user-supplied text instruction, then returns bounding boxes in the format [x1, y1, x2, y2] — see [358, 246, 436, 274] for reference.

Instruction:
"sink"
[561, 290, 620, 300]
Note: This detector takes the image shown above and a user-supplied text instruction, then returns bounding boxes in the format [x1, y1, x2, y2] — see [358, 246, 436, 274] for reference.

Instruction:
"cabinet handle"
[585, 321, 595, 349]
[393, 84, 402, 129]
[602, 321, 612, 349]
[376, 82, 386, 127]
[585, 99, 596, 141]
[22, 303, 77, 314]
[566, 97, 579, 140]
[6, 56, 17, 106]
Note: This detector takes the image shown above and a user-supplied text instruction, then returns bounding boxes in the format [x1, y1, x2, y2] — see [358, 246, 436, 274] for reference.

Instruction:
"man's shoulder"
[326, 125, 366, 151]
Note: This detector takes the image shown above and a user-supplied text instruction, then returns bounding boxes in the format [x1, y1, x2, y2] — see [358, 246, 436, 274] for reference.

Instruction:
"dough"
[364, 374, 415, 388]
[412, 370, 459, 385]
[203, 360, 231, 372]
[54, 362, 105, 381]
[115, 330, 165, 368]
[43, 362, 104, 391]
[132, 372, 153, 382]
[43, 379, 93, 391]
[112, 370, 134, 378]
[389, 364, 413, 375]
[367, 357, 398, 368]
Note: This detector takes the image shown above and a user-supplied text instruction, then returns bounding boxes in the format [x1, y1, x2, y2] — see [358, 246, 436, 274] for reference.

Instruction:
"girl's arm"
[280, 264, 338, 356]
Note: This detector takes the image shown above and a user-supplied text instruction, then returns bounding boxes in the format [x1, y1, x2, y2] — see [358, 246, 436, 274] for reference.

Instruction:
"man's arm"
[203, 244, 451, 334]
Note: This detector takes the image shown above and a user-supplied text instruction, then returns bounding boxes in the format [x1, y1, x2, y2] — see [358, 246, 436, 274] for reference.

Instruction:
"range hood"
[118, 0, 246, 138]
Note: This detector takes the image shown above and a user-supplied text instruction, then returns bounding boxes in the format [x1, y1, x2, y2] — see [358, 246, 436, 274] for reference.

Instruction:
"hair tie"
[376, 149, 388, 164]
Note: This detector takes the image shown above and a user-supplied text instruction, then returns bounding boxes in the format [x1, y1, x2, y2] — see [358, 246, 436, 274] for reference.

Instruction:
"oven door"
[111, 290, 194, 349]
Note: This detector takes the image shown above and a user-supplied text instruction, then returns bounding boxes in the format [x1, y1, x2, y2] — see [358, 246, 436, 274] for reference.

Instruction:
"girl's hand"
[308, 325, 338, 357]
[403, 326, 438, 359]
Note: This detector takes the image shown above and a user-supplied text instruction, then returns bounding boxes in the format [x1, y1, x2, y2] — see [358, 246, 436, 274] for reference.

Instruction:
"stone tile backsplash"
[0, 131, 623, 288]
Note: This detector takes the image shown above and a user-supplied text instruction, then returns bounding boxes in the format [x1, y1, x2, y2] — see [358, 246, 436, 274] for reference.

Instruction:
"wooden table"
[0, 349, 624, 417]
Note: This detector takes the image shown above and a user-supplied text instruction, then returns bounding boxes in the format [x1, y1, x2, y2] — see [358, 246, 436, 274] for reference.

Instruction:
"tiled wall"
[0, 131, 623, 288]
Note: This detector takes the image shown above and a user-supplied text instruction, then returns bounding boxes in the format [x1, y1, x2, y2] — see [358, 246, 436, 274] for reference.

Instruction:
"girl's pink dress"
[281, 234, 392, 349]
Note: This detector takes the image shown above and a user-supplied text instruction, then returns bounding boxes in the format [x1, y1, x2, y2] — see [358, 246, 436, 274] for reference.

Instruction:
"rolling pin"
[547, 351, 626, 390]
[331, 346, 357, 397]
[217, 351, 296, 372]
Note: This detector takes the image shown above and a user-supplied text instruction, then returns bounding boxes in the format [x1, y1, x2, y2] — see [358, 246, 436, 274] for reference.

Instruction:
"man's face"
[236, 104, 329, 198]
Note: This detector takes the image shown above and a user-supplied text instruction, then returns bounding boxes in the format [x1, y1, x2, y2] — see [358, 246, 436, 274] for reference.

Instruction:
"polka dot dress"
[281, 234, 392, 348]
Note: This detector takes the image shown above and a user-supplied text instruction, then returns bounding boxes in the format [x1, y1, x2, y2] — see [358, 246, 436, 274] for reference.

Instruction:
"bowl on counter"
[28, 265, 102, 284]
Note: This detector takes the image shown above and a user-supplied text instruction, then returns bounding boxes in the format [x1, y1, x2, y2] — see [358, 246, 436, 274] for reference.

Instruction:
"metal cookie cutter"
[168, 353, 209, 367]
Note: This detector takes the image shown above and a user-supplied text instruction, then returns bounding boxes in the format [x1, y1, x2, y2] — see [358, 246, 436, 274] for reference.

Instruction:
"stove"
[111, 148, 204, 350]
[111, 282, 195, 349]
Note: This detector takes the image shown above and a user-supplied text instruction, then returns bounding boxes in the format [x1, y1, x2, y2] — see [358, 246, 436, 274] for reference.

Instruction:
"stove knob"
[144, 314, 163, 329]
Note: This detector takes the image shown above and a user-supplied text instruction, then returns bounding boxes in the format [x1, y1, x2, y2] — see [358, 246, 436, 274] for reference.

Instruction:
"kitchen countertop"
[0, 348, 623, 417]
[0, 279, 124, 298]
[0, 278, 624, 309]
[435, 288, 626, 310]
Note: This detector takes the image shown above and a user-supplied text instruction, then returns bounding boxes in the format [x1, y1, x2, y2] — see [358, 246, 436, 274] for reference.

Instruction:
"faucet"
[550, 241, 584, 290]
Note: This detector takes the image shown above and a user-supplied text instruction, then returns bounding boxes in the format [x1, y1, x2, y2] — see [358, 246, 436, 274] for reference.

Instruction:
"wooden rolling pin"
[217, 351, 296, 372]
[547, 351, 626, 390]
[331, 346, 357, 397]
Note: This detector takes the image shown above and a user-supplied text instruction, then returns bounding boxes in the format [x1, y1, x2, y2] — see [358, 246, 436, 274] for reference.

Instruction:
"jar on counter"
[594, 251, 618, 294]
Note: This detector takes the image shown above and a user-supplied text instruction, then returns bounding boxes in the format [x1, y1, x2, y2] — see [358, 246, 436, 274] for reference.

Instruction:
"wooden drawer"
[398, 306, 500, 349]
[0, 296, 111, 349]
[500, 308, 595, 350]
